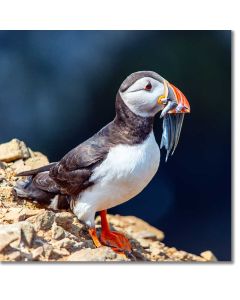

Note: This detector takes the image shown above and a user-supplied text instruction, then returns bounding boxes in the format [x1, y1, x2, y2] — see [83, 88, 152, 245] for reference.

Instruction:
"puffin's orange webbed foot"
[100, 230, 132, 253]
[99, 210, 132, 254]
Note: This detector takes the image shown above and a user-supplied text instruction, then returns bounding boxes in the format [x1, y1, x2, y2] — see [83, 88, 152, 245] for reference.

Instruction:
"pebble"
[32, 246, 44, 260]
[0, 224, 21, 252]
[20, 221, 35, 247]
[7, 250, 22, 261]
[53, 238, 76, 250]
[200, 250, 217, 262]
[55, 212, 74, 231]
[53, 248, 70, 257]
[67, 247, 117, 262]
[43, 244, 53, 259]
[0, 139, 30, 163]
[52, 224, 65, 240]
[31, 211, 55, 231]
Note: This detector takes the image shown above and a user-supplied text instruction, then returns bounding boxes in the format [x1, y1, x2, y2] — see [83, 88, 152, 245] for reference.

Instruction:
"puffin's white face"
[120, 77, 166, 117]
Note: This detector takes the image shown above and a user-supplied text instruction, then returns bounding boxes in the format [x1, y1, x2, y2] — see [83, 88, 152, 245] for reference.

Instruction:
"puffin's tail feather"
[13, 174, 70, 209]
[17, 162, 57, 177]
[13, 176, 55, 204]
[14, 161, 70, 209]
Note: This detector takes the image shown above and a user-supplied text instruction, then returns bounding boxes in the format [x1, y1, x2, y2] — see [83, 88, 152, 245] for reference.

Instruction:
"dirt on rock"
[0, 139, 217, 262]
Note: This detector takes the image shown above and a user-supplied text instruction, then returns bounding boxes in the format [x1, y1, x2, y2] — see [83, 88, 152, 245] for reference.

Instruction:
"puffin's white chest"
[75, 131, 160, 216]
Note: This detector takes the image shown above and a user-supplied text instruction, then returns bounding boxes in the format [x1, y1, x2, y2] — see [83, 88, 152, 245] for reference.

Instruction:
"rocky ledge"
[0, 139, 217, 262]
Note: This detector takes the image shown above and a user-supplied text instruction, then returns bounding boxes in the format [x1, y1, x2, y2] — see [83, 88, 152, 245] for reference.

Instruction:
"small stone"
[54, 238, 76, 250]
[0, 224, 21, 252]
[138, 238, 151, 248]
[7, 250, 21, 261]
[81, 239, 95, 249]
[20, 222, 35, 247]
[24, 152, 49, 170]
[67, 247, 117, 262]
[0, 161, 6, 169]
[52, 248, 70, 257]
[31, 210, 55, 230]
[18, 208, 43, 221]
[200, 250, 217, 262]
[55, 212, 74, 231]
[133, 230, 157, 239]
[187, 254, 206, 262]
[0, 186, 14, 201]
[3, 208, 24, 223]
[32, 246, 44, 260]
[43, 244, 53, 259]
[166, 247, 177, 256]
[171, 251, 187, 260]
[10, 159, 31, 174]
[52, 224, 65, 240]
[150, 244, 163, 256]
[0, 139, 30, 163]
[107, 215, 164, 241]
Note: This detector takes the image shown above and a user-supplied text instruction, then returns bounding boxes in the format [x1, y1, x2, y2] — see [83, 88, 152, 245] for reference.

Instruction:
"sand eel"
[14, 71, 190, 254]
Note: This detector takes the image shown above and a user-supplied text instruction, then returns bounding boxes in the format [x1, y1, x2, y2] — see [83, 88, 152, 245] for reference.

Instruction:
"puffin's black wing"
[49, 129, 112, 195]
[33, 172, 60, 193]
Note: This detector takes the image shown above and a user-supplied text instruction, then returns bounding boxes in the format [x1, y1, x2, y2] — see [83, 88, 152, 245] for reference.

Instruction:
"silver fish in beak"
[158, 81, 190, 161]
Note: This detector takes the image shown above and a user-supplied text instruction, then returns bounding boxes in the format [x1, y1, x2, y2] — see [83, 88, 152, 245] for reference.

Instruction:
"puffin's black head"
[118, 70, 191, 160]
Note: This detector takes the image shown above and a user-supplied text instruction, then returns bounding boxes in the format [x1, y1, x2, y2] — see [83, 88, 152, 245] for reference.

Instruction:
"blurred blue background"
[0, 30, 231, 261]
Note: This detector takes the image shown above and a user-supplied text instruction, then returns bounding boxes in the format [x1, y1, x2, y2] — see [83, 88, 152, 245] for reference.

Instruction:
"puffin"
[14, 71, 190, 254]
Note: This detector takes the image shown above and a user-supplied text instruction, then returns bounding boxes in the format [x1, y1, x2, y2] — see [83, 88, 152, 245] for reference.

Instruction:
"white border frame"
[0, 1, 239, 299]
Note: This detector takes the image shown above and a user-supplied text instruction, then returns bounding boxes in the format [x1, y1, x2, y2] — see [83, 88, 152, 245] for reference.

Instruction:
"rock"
[43, 243, 53, 259]
[0, 221, 35, 251]
[133, 230, 157, 239]
[10, 159, 31, 174]
[68, 247, 122, 262]
[7, 250, 22, 261]
[0, 139, 30, 163]
[30, 211, 55, 230]
[3, 208, 42, 223]
[55, 212, 74, 230]
[18, 208, 43, 221]
[138, 238, 152, 248]
[149, 241, 164, 256]
[106, 215, 164, 241]
[171, 250, 188, 260]
[0, 186, 14, 201]
[52, 248, 70, 257]
[166, 247, 178, 257]
[24, 152, 49, 170]
[3, 208, 25, 223]
[53, 238, 77, 251]
[52, 224, 65, 240]
[32, 246, 44, 260]
[20, 222, 35, 247]
[200, 250, 217, 262]
[0, 224, 20, 252]
[0, 161, 6, 169]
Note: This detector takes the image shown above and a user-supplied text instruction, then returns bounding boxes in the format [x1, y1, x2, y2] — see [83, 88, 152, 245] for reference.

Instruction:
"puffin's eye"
[144, 82, 152, 91]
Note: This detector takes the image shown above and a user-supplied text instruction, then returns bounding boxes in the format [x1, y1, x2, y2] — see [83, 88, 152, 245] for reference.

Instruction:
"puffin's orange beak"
[168, 82, 190, 113]
[158, 81, 190, 118]
[158, 80, 191, 161]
